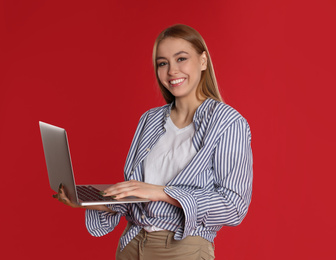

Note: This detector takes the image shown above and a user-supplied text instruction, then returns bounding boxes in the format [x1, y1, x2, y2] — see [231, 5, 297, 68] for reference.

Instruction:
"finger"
[58, 183, 72, 202]
[59, 194, 78, 208]
[58, 189, 69, 201]
[61, 197, 69, 204]
[57, 184, 69, 202]
[58, 183, 63, 194]
[110, 185, 146, 199]
[104, 184, 137, 197]
[103, 181, 138, 195]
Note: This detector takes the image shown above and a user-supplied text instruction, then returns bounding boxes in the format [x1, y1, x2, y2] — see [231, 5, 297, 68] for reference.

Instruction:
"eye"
[177, 57, 187, 62]
[157, 61, 167, 67]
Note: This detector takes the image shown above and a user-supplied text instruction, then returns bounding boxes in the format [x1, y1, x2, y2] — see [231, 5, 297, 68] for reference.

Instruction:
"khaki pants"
[116, 223, 215, 260]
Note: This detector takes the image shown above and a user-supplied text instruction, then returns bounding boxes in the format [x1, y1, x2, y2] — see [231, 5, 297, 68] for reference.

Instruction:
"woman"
[56, 24, 253, 259]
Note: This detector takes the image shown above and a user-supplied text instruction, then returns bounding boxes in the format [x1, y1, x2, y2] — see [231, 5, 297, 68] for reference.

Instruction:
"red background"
[1, 0, 335, 259]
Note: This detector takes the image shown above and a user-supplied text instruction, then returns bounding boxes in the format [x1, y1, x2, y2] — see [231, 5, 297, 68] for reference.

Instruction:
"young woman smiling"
[55, 24, 253, 259]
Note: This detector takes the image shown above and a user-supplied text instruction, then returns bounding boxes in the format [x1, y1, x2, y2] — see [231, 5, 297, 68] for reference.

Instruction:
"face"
[156, 37, 207, 102]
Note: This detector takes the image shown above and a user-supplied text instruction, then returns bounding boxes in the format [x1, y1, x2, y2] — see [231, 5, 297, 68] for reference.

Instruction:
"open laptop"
[39, 121, 150, 206]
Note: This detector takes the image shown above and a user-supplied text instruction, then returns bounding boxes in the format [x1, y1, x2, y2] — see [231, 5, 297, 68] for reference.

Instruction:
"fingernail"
[99, 191, 106, 196]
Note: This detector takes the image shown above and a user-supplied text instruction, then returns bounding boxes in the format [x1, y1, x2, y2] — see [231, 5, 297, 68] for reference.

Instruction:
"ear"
[200, 51, 207, 71]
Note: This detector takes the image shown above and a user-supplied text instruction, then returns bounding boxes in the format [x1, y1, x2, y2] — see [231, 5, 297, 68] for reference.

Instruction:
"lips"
[169, 78, 185, 87]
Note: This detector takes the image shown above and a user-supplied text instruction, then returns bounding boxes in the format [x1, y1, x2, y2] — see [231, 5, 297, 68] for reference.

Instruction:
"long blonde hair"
[152, 24, 223, 104]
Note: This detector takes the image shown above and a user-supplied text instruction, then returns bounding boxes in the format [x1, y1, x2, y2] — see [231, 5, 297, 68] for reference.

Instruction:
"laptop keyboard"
[76, 185, 116, 202]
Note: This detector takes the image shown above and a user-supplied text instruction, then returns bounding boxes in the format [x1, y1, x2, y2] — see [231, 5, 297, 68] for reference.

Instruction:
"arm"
[53, 184, 128, 237]
[164, 118, 253, 237]
[103, 118, 252, 238]
[84, 111, 155, 236]
[102, 180, 181, 208]
[85, 203, 128, 237]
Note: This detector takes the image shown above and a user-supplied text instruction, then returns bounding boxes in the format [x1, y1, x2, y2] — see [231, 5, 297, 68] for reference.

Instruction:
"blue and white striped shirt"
[85, 98, 253, 251]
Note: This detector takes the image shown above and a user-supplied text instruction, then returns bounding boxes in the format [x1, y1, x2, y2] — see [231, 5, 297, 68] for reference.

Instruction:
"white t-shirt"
[143, 116, 196, 232]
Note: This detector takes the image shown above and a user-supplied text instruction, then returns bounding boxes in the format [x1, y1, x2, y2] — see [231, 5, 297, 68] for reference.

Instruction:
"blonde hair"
[152, 24, 223, 104]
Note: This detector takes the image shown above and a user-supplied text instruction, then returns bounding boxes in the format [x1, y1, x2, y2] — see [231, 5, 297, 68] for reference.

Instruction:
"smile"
[169, 78, 185, 86]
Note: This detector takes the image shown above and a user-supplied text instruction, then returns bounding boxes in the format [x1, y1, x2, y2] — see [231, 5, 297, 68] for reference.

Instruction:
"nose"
[168, 62, 178, 75]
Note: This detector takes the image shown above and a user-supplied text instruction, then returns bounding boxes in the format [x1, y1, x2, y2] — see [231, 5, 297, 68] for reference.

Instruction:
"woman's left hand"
[102, 180, 165, 201]
[102, 180, 181, 207]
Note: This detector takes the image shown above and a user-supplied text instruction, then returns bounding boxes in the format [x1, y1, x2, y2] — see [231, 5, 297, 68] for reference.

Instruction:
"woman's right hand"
[53, 183, 116, 213]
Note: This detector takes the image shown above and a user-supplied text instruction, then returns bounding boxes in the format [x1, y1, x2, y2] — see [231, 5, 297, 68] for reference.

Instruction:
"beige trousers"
[116, 223, 215, 260]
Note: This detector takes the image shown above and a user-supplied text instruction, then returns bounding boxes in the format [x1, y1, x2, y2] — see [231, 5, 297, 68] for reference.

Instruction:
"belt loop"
[139, 230, 147, 260]
[166, 232, 173, 249]
[143, 230, 147, 250]
[138, 235, 142, 260]
[144, 230, 147, 244]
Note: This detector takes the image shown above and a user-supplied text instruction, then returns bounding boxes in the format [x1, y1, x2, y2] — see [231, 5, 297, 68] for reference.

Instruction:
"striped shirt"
[85, 98, 253, 251]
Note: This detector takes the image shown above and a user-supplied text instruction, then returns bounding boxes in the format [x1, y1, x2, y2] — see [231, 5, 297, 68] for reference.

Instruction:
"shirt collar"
[162, 98, 215, 129]
[162, 102, 174, 123]
[193, 98, 213, 121]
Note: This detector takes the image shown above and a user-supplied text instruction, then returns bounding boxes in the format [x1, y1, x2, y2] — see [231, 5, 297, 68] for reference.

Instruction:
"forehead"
[157, 37, 197, 57]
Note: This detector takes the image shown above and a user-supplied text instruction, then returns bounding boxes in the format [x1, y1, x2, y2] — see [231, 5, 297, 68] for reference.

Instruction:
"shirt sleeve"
[123, 111, 149, 179]
[85, 203, 128, 237]
[85, 112, 152, 237]
[164, 118, 253, 239]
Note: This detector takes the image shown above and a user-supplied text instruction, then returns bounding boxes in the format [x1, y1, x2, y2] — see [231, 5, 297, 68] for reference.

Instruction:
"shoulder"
[201, 99, 247, 125]
[137, 103, 170, 124]
[146, 104, 170, 117]
[216, 102, 245, 124]
[198, 99, 251, 140]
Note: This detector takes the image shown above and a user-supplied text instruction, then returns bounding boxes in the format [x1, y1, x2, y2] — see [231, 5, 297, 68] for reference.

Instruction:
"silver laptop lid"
[39, 121, 79, 204]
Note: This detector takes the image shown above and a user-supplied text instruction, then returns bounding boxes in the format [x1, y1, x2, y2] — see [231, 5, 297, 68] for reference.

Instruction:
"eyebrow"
[156, 51, 189, 61]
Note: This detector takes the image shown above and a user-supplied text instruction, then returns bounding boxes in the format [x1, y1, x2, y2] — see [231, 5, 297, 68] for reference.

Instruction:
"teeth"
[170, 78, 184, 85]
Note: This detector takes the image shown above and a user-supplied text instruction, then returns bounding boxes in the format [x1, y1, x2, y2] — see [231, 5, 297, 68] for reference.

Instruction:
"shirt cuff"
[164, 186, 198, 239]
[85, 209, 121, 237]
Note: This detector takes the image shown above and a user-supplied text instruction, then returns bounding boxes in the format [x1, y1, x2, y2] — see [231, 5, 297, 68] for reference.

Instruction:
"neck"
[171, 96, 204, 128]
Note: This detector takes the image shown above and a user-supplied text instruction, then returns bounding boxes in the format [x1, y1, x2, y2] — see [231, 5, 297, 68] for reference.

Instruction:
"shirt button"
[166, 114, 169, 117]
[141, 214, 145, 220]
[146, 148, 151, 152]
[130, 171, 134, 175]
[168, 186, 173, 189]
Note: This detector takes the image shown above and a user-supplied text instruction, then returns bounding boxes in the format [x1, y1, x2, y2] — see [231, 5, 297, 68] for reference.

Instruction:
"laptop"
[39, 121, 150, 206]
